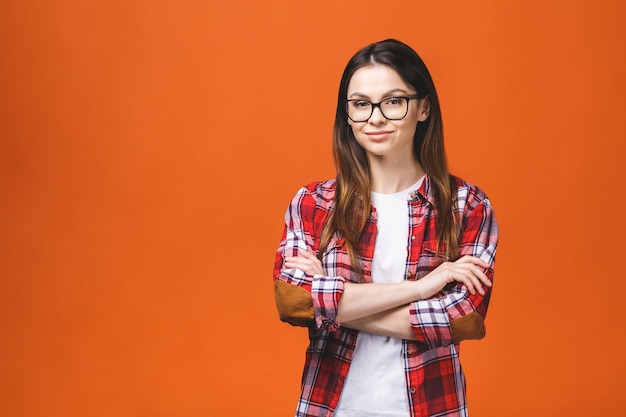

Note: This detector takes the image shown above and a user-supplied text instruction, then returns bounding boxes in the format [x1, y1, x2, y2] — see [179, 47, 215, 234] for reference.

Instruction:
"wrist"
[411, 280, 426, 301]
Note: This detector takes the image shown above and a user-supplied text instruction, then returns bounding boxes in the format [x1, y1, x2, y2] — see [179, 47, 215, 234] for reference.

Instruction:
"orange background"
[1, 0, 625, 415]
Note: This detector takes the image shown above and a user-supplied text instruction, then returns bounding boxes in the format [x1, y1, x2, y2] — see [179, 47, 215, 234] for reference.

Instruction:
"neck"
[368, 154, 425, 194]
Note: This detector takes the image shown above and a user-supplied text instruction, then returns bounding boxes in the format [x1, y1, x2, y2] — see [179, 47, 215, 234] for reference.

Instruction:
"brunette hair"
[319, 39, 459, 272]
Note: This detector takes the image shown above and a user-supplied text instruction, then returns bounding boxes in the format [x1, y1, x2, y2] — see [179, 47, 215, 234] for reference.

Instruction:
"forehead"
[347, 64, 413, 98]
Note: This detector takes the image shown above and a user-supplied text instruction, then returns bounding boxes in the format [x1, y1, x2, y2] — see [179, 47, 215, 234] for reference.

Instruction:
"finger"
[465, 274, 484, 296]
[285, 258, 323, 276]
[458, 275, 476, 295]
[285, 255, 313, 265]
[456, 267, 485, 296]
[467, 269, 489, 296]
[300, 251, 323, 268]
[452, 268, 485, 296]
[454, 255, 475, 263]
[443, 262, 485, 280]
[291, 253, 322, 267]
[445, 269, 476, 295]
[469, 275, 484, 296]
[285, 258, 309, 268]
[284, 258, 309, 268]
[299, 250, 317, 259]
[474, 257, 490, 269]
[456, 255, 489, 269]
[469, 264, 492, 287]
[284, 259, 300, 268]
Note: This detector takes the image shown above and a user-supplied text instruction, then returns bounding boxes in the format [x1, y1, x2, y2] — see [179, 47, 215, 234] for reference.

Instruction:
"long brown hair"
[319, 39, 459, 272]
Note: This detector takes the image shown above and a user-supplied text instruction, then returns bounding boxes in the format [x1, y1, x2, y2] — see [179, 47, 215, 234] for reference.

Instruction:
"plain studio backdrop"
[1, 0, 625, 415]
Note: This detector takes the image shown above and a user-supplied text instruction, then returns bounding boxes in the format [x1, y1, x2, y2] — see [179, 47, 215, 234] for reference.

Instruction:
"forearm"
[336, 281, 422, 323]
[342, 304, 417, 340]
[340, 300, 485, 343]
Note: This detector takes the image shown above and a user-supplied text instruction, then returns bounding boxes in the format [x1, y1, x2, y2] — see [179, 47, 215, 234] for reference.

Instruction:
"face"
[346, 64, 429, 162]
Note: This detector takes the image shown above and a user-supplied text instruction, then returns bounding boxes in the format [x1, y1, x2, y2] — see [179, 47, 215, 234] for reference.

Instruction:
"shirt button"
[412, 209, 417, 215]
[406, 271, 412, 277]
[407, 348, 412, 354]
[411, 235, 416, 240]
[409, 387, 416, 394]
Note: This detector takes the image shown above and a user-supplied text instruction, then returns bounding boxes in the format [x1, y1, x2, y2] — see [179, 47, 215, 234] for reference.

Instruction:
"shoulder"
[294, 179, 336, 208]
[284, 179, 336, 222]
[452, 176, 498, 245]
[452, 176, 494, 215]
[301, 179, 336, 195]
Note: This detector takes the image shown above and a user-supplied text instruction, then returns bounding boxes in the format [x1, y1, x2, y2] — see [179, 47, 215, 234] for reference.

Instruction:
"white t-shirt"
[334, 178, 423, 417]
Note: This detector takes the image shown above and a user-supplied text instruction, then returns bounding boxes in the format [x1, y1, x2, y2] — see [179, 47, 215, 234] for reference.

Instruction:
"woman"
[273, 39, 498, 417]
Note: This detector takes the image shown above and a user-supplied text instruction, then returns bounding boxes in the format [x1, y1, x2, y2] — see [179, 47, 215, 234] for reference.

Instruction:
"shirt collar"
[409, 173, 435, 206]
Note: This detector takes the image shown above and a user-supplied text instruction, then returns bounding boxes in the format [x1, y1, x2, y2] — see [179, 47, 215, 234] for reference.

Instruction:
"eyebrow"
[348, 88, 413, 99]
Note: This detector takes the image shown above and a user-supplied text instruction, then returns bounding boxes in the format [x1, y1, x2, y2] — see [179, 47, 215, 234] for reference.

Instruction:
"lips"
[365, 131, 393, 141]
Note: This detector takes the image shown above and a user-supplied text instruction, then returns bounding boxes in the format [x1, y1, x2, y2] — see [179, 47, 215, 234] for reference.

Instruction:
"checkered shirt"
[274, 174, 498, 417]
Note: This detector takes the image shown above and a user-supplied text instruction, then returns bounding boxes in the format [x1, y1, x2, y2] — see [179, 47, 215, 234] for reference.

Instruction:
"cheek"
[403, 105, 420, 121]
[408, 109, 424, 125]
[347, 122, 359, 138]
[350, 128, 367, 149]
[398, 116, 419, 134]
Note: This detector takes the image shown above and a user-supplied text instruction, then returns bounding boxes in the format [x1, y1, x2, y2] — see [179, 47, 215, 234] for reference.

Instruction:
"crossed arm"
[283, 250, 491, 340]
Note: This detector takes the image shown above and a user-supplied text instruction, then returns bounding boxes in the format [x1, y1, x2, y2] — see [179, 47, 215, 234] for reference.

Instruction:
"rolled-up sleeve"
[409, 187, 498, 348]
[273, 185, 345, 330]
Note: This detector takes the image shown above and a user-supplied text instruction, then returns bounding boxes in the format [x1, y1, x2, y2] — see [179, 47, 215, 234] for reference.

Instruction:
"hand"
[416, 255, 492, 299]
[284, 250, 324, 276]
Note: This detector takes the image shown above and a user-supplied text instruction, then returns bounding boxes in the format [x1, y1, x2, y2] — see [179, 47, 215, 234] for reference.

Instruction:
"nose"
[368, 104, 386, 124]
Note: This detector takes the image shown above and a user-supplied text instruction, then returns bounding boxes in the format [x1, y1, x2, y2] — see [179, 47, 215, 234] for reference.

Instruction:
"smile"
[365, 131, 393, 141]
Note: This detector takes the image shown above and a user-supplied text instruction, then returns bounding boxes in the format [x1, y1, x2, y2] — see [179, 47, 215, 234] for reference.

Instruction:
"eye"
[351, 100, 371, 109]
[383, 97, 404, 106]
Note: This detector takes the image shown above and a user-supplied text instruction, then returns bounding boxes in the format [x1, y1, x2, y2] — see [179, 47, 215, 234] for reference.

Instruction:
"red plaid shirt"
[274, 174, 498, 417]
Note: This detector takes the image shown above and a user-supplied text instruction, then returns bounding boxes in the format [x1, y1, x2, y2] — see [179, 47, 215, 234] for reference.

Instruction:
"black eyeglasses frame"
[344, 96, 420, 122]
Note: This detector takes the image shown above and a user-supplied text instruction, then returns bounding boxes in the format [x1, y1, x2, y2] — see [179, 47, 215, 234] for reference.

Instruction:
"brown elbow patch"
[274, 280, 315, 327]
[450, 312, 486, 344]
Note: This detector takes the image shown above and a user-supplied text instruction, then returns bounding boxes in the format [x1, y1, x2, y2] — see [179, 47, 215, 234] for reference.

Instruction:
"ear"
[417, 96, 431, 122]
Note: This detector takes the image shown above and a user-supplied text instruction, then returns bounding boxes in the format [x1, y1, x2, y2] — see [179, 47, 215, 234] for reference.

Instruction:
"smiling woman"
[273, 39, 498, 417]
[346, 65, 429, 166]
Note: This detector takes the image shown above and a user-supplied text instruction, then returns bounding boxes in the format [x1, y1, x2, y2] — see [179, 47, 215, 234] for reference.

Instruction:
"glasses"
[345, 96, 419, 122]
